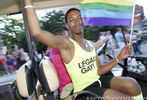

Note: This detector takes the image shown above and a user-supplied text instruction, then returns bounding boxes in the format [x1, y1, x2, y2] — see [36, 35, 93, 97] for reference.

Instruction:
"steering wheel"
[98, 41, 108, 56]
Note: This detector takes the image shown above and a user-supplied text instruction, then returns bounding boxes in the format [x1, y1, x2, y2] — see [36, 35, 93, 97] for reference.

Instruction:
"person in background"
[99, 32, 107, 41]
[115, 28, 125, 50]
[132, 32, 143, 55]
[11, 45, 20, 70]
[19, 48, 30, 62]
[0, 50, 9, 75]
[136, 30, 142, 47]
[6, 51, 15, 73]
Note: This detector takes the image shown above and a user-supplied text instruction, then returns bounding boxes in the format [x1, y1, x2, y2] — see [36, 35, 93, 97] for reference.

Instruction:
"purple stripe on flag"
[82, 17, 132, 26]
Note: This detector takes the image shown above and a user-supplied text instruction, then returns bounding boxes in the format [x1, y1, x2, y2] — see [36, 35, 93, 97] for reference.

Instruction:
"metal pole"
[19, 1, 54, 100]
[19, 0, 34, 61]
[19, 0, 38, 100]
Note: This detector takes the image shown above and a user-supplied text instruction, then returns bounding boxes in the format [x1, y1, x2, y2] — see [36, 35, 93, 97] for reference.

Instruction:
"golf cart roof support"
[19, 1, 54, 99]
[20, 0, 34, 61]
[0, 0, 80, 16]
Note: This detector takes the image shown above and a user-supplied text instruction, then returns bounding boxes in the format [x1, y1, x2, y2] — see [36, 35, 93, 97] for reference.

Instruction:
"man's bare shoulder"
[56, 36, 74, 63]
[56, 36, 74, 50]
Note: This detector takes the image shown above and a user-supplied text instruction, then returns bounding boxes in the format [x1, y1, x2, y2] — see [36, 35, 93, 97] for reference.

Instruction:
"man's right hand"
[117, 43, 133, 61]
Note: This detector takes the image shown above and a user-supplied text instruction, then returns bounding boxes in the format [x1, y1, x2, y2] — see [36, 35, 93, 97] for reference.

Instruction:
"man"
[132, 32, 143, 55]
[11, 45, 20, 70]
[115, 28, 125, 50]
[50, 29, 109, 99]
[24, 0, 141, 99]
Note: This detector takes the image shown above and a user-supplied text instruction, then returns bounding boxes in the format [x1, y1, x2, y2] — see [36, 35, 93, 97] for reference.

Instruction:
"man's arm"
[24, 0, 66, 49]
[96, 55, 121, 75]
[97, 44, 132, 75]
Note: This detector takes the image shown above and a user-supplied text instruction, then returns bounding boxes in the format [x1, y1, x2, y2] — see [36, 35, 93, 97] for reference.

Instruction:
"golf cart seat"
[16, 60, 38, 98]
[38, 56, 60, 98]
[16, 56, 59, 99]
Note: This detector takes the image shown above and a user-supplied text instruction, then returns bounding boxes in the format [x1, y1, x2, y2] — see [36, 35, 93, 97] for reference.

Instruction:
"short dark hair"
[65, 8, 80, 23]
[53, 29, 65, 35]
[11, 45, 18, 49]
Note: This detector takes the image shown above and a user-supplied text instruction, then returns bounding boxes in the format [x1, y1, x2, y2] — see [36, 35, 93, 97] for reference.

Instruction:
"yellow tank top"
[64, 38, 100, 93]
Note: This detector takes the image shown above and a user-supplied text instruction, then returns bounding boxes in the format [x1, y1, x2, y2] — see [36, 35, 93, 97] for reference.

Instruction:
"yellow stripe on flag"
[80, 0, 135, 6]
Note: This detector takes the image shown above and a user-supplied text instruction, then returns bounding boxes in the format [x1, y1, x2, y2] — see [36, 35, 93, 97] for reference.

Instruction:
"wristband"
[25, 5, 34, 9]
[116, 56, 119, 63]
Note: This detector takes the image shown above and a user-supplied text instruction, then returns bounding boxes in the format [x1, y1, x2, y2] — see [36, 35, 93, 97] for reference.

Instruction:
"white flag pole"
[129, 1, 136, 45]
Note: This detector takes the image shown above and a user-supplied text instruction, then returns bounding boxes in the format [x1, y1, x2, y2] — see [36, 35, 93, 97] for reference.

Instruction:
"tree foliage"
[36, 10, 66, 52]
[40, 10, 66, 32]
[0, 10, 66, 53]
[0, 16, 28, 51]
[84, 26, 128, 41]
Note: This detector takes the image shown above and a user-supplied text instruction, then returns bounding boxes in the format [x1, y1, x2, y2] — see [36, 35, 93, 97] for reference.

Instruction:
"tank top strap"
[87, 40, 95, 48]
[69, 38, 78, 46]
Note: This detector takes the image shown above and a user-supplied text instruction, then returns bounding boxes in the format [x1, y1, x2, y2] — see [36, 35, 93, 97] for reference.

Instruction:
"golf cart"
[0, 0, 147, 99]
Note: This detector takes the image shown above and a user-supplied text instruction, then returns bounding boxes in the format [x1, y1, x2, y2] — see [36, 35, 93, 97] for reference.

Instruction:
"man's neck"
[71, 34, 90, 48]
[71, 33, 84, 41]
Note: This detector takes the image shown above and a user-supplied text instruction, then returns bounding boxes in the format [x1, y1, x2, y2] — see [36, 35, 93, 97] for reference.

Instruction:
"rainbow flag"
[80, 0, 135, 26]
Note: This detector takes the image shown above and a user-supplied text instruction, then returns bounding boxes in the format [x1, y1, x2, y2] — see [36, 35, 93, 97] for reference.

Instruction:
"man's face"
[66, 10, 84, 35]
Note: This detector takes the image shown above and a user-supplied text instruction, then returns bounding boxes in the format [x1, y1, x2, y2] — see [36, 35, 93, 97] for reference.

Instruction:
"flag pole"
[129, 2, 136, 44]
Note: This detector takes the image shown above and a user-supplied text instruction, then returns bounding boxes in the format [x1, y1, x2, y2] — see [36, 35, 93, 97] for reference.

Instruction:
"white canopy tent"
[0, 0, 80, 15]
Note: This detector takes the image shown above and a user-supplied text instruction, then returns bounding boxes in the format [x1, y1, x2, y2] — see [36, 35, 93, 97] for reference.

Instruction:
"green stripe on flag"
[80, 2, 133, 12]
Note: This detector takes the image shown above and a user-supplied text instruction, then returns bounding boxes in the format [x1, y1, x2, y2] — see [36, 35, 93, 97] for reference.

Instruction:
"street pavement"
[0, 72, 16, 85]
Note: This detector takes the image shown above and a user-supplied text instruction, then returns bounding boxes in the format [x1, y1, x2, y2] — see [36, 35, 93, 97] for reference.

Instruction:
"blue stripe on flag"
[81, 10, 132, 19]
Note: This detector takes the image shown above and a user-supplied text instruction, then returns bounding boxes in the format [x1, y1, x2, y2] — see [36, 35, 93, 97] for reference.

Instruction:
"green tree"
[84, 26, 128, 41]
[84, 26, 105, 41]
[0, 17, 28, 51]
[40, 10, 66, 32]
[36, 10, 66, 52]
